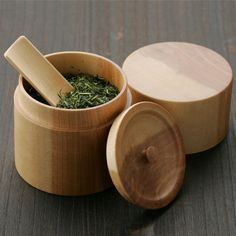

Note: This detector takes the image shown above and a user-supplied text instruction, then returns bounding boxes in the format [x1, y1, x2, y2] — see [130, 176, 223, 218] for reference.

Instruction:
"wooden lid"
[123, 42, 232, 102]
[106, 102, 185, 209]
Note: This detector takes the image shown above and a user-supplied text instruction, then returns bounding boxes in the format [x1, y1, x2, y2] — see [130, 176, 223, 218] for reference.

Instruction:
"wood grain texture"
[107, 102, 185, 209]
[0, 0, 236, 235]
[123, 42, 233, 154]
[123, 42, 232, 101]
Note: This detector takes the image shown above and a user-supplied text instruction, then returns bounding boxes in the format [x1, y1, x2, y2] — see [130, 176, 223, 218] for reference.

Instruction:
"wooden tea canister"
[14, 52, 127, 195]
[123, 42, 233, 154]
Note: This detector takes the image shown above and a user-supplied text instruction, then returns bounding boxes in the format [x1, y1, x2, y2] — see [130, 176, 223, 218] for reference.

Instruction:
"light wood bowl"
[14, 51, 127, 195]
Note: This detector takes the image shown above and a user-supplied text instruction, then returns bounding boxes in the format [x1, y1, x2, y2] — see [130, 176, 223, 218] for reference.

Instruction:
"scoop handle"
[4, 36, 73, 106]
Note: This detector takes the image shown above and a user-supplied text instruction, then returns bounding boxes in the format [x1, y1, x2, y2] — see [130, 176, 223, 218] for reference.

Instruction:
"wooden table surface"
[0, 1, 236, 235]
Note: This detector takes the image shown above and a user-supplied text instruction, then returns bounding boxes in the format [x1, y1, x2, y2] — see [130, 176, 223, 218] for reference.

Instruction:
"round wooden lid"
[123, 42, 232, 102]
[106, 102, 185, 209]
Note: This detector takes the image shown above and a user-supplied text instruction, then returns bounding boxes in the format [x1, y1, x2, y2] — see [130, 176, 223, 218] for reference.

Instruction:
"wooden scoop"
[4, 36, 74, 106]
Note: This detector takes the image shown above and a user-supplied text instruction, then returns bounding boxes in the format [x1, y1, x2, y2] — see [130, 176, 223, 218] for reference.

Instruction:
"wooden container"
[14, 52, 127, 195]
[123, 42, 233, 154]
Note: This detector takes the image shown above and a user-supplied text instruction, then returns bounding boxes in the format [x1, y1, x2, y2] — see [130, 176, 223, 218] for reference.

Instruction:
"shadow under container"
[14, 52, 127, 195]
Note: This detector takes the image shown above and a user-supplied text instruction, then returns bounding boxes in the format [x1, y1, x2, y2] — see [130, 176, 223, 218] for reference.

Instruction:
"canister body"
[130, 83, 232, 154]
[14, 52, 127, 195]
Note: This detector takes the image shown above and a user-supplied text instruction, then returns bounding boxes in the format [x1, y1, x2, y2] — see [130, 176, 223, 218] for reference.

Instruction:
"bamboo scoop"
[4, 36, 74, 106]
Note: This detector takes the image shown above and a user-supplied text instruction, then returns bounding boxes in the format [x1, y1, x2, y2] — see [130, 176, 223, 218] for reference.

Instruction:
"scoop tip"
[4, 35, 28, 59]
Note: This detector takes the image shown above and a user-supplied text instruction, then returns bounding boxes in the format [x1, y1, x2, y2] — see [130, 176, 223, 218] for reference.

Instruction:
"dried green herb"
[25, 73, 119, 109]
[57, 73, 119, 109]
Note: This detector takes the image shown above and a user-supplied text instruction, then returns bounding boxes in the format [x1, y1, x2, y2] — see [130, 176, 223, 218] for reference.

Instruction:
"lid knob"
[142, 146, 157, 163]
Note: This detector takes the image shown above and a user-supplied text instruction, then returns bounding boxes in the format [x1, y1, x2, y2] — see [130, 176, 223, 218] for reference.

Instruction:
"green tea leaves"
[57, 73, 119, 109]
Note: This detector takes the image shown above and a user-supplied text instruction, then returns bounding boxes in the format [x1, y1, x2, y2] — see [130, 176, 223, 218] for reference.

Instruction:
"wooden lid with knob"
[106, 102, 186, 209]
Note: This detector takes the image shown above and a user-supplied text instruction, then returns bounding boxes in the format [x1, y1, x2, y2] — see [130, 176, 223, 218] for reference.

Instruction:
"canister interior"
[22, 52, 127, 107]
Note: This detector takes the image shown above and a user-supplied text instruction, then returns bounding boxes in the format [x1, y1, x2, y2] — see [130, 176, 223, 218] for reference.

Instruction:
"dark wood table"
[0, 1, 236, 235]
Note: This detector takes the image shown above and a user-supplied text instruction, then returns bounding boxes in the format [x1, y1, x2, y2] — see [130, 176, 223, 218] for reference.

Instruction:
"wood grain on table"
[0, 1, 236, 235]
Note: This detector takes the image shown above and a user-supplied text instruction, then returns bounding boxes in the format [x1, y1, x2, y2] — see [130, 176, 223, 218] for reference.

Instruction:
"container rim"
[19, 51, 128, 112]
